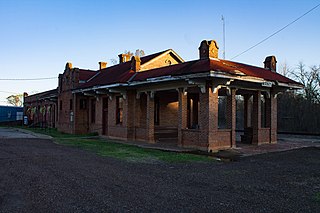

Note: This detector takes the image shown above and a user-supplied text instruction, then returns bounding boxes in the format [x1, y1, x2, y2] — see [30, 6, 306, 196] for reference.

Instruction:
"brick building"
[24, 40, 302, 151]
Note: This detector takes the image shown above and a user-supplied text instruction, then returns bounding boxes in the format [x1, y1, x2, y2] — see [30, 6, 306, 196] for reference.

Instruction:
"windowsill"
[218, 129, 232, 132]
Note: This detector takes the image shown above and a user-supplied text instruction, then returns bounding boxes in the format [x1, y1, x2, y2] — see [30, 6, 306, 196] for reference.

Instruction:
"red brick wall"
[107, 94, 128, 139]
[57, 91, 74, 134]
[181, 129, 205, 150]
[57, 66, 81, 134]
[141, 52, 181, 71]
[209, 130, 232, 151]
[24, 97, 57, 128]
[158, 93, 178, 127]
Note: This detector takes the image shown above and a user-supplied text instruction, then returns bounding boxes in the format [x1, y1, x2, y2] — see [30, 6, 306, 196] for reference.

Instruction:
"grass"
[315, 192, 320, 203]
[18, 127, 213, 163]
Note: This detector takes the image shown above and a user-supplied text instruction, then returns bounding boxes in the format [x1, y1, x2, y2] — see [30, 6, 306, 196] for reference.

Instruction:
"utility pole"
[221, 15, 225, 59]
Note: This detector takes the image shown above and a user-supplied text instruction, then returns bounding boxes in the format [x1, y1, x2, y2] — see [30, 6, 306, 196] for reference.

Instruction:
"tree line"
[278, 62, 320, 134]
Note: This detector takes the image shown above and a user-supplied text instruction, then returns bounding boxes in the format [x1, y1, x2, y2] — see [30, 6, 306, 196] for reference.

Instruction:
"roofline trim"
[277, 82, 304, 89]
[72, 83, 128, 94]
[73, 70, 304, 93]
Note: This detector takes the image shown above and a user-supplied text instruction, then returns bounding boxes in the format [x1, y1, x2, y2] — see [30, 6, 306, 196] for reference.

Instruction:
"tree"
[110, 49, 145, 65]
[289, 62, 320, 103]
[134, 49, 145, 57]
[7, 94, 23, 106]
[279, 61, 290, 77]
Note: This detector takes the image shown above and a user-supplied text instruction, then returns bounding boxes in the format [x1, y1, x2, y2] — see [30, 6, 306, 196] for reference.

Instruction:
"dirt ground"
[0, 128, 320, 212]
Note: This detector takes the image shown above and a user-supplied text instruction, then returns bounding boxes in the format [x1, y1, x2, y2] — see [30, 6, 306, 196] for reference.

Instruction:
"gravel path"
[0, 137, 319, 212]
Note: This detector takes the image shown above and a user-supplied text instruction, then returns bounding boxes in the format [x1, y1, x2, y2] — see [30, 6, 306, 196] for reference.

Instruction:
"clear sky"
[0, 0, 319, 105]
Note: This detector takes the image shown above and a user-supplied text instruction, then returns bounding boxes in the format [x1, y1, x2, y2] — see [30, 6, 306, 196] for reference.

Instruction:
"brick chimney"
[199, 40, 219, 59]
[65, 62, 73, 70]
[118, 53, 132, 63]
[99, 61, 107, 70]
[131, 56, 141, 72]
[264, 56, 277, 72]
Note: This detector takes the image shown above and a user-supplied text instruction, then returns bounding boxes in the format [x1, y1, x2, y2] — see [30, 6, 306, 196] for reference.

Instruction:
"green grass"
[19, 127, 213, 163]
[315, 192, 320, 203]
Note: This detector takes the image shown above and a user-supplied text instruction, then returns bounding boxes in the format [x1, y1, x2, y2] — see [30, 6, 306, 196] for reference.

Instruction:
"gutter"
[72, 83, 127, 94]
[72, 70, 303, 94]
[277, 82, 304, 89]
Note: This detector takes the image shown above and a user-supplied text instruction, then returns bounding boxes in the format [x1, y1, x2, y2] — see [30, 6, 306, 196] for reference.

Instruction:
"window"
[69, 99, 73, 110]
[91, 99, 96, 123]
[60, 100, 62, 110]
[116, 96, 123, 124]
[80, 99, 87, 109]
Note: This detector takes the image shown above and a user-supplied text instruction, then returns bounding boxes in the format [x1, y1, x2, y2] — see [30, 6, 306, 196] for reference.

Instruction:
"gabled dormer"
[139, 49, 184, 71]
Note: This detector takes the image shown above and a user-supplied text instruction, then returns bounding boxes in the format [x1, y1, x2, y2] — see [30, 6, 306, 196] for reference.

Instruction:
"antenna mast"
[222, 15, 225, 59]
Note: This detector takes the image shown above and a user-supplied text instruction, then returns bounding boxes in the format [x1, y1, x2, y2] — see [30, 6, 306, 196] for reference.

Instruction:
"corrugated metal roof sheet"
[132, 58, 301, 85]
[78, 50, 169, 89]
[78, 69, 97, 81]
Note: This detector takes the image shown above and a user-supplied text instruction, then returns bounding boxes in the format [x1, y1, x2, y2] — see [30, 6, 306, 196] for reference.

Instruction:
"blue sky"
[0, 0, 319, 105]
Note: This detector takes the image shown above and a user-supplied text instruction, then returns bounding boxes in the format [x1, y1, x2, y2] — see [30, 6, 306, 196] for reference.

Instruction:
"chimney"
[264, 56, 277, 72]
[99, 61, 107, 70]
[131, 56, 141, 72]
[199, 40, 219, 59]
[118, 53, 132, 63]
[65, 62, 73, 70]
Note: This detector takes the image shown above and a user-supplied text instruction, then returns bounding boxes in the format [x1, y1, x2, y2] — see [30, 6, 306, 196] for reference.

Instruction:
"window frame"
[116, 96, 123, 125]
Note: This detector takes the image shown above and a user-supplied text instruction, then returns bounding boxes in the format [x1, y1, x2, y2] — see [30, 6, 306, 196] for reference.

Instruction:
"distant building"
[24, 40, 302, 151]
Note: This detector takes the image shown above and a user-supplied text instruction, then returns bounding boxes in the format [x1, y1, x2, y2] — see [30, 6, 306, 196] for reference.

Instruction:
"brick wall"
[57, 65, 81, 134]
[57, 91, 74, 134]
[24, 97, 57, 128]
[158, 92, 178, 127]
[181, 129, 206, 150]
[208, 130, 232, 151]
[141, 52, 181, 71]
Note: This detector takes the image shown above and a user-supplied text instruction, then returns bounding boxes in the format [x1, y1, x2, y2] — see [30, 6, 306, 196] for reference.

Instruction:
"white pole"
[222, 15, 226, 59]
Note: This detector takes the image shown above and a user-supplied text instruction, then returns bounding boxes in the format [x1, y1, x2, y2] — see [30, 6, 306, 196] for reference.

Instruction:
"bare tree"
[124, 50, 134, 58]
[110, 49, 146, 65]
[290, 62, 320, 103]
[110, 59, 118, 65]
[7, 94, 23, 106]
[135, 49, 145, 57]
[279, 61, 290, 77]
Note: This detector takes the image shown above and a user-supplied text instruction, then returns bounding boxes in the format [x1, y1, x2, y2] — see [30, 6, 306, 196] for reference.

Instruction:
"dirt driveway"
[0, 129, 319, 212]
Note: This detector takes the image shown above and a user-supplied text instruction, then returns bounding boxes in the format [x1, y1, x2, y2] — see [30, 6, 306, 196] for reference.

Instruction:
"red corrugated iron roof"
[24, 88, 58, 103]
[79, 62, 134, 88]
[77, 50, 301, 90]
[78, 69, 97, 81]
[132, 58, 300, 85]
[78, 50, 169, 89]
[210, 59, 298, 84]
